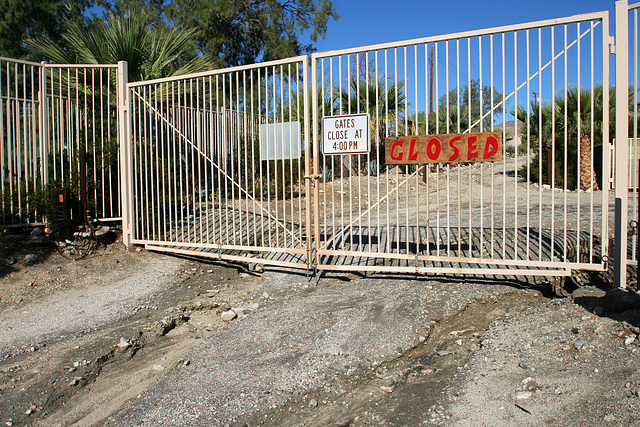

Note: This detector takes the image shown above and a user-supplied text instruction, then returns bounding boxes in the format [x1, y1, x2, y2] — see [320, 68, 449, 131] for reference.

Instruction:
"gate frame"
[309, 10, 612, 277]
[122, 56, 313, 270]
[111, 5, 634, 286]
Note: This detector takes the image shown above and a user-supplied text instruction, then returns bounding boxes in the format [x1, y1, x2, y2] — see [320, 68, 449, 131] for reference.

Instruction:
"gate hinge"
[610, 36, 616, 54]
[304, 174, 322, 180]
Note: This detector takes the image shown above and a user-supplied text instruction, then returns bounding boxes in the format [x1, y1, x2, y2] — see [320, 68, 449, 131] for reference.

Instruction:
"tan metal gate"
[124, 57, 312, 269]
[310, 12, 611, 275]
[125, 12, 618, 279]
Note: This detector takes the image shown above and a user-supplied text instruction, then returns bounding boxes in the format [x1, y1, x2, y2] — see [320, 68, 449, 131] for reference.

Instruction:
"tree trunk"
[546, 146, 553, 187]
[579, 134, 599, 191]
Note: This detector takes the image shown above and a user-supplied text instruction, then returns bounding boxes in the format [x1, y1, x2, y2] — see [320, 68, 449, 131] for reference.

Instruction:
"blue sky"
[310, 0, 617, 52]
[304, 0, 623, 123]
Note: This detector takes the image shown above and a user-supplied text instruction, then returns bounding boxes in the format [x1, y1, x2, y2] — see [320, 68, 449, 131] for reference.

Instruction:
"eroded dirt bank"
[0, 230, 639, 427]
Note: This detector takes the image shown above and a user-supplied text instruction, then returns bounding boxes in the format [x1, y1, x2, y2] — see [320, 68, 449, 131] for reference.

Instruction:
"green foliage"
[96, 0, 339, 68]
[334, 75, 407, 167]
[515, 85, 615, 190]
[0, 0, 89, 60]
[30, 13, 215, 82]
[505, 145, 515, 157]
[437, 79, 503, 132]
[319, 164, 332, 182]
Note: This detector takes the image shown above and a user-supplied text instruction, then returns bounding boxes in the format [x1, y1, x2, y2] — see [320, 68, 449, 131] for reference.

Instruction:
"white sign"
[259, 121, 301, 161]
[322, 114, 369, 155]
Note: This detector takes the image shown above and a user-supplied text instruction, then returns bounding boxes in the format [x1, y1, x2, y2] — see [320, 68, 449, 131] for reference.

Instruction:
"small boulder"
[221, 310, 236, 322]
[24, 254, 38, 264]
[30, 227, 44, 236]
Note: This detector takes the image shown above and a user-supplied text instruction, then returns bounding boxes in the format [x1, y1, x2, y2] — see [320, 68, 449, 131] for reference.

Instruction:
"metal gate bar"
[624, 2, 640, 274]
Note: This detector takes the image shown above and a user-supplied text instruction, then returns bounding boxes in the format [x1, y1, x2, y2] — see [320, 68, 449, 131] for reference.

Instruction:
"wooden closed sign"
[385, 132, 502, 164]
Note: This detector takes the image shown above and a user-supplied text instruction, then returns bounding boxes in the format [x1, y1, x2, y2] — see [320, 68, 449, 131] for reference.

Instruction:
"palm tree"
[335, 76, 406, 174]
[555, 86, 608, 191]
[517, 85, 611, 191]
[30, 13, 214, 83]
[336, 75, 406, 136]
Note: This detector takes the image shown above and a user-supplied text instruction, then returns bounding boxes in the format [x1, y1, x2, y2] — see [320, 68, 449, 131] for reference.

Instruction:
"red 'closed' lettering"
[391, 140, 404, 160]
[448, 136, 461, 161]
[427, 137, 442, 160]
[467, 136, 479, 160]
[483, 136, 499, 159]
[408, 139, 418, 161]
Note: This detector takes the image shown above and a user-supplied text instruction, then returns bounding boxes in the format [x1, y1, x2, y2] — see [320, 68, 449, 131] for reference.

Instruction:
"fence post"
[117, 61, 132, 247]
[38, 63, 49, 190]
[615, 0, 630, 289]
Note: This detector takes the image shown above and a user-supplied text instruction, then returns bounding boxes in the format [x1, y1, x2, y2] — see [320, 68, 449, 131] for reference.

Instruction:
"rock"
[603, 414, 616, 423]
[387, 166, 405, 175]
[594, 306, 604, 316]
[436, 350, 452, 356]
[518, 377, 540, 392]
[575, 340, 588, 350]
[309, 399, 318, 408]
[232, 307, 247, 317]
[624, 335, 636, 345]
[231, 423, 247, 427]
[24, 254, 38, 264]
[4, 256, 15, 265]
[221, 310, 237, 321]
[152, 364, 165, 371]
[94, 226, 110, 238]
[24, 409, 33, 415]
[602, 289, 640, 313]
[117, 337, 131, 348]
[516, 391, 532, 400]
[380, 385, 394, 393]
[30, 227, 44, 236]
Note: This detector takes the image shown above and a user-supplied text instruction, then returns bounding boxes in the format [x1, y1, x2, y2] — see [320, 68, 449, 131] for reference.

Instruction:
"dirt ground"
[0, 227, 639, 426]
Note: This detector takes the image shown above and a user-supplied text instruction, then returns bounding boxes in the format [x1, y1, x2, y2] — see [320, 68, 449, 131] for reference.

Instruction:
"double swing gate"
[6, 4, 640, 283]
[126, 10, 613, 278]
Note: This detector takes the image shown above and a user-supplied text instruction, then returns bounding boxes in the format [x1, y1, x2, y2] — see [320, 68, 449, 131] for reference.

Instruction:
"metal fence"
[0, 58, 44, 225]
[124, 57, 311, 268]
[0, 58, 121, 226]
[4, 3, 640, 286]
[310, 12, 610, 275]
